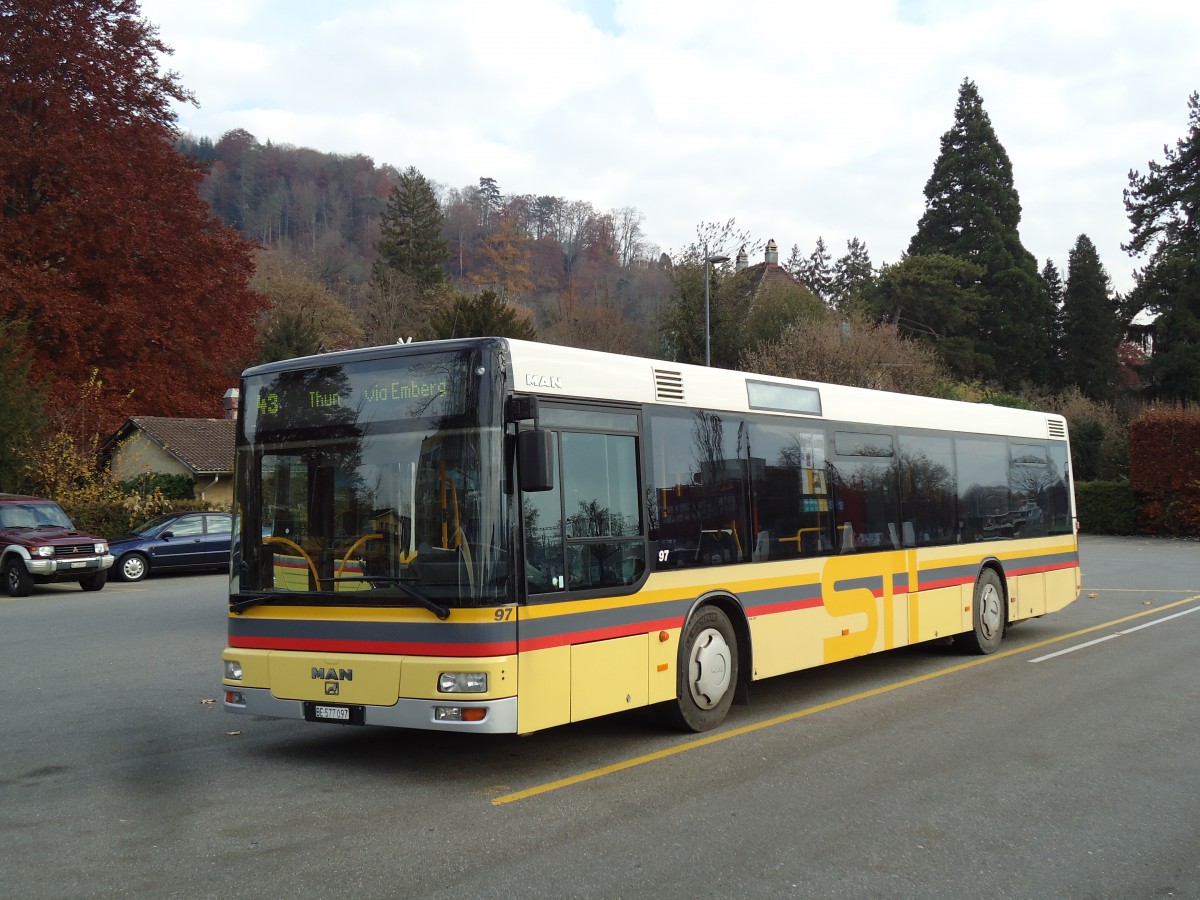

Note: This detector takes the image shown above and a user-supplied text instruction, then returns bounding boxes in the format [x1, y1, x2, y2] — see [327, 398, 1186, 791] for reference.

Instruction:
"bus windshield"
[232, 348, 510, 608]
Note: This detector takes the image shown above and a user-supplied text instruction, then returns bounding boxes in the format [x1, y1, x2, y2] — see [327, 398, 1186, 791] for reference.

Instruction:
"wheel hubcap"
[123, 557, 146, 580]
[688, 627, 732, 709]
[979, 582, 1003, 640]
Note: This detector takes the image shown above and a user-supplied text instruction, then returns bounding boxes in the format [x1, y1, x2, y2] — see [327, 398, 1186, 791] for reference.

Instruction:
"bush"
[1076, 481, 1137, 535]
[63, 496, 219, 539]
[64, 500, 137, 538]
[1048, 387, 1129, 481]
[121, 472, 195, 501]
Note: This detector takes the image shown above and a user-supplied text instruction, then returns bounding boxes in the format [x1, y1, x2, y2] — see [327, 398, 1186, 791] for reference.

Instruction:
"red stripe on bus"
[519, 616, 684, 652]
[918, 577, 972, 591]
[749, 596, 824, 617]
[227, 636, 517, 657]
[1006, 561, 1079, 577]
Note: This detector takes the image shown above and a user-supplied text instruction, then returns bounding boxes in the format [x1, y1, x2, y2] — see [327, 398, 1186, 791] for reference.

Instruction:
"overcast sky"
[138, 0, 1200, 294]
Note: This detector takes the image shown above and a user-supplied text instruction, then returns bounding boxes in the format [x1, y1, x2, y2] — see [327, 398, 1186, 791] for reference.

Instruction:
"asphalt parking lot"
[2, 535, 1197, 899]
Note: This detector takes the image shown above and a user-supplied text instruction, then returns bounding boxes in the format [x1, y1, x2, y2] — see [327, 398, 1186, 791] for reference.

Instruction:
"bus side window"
[829, 431, 898, 553]
[898, 433, 956, 547]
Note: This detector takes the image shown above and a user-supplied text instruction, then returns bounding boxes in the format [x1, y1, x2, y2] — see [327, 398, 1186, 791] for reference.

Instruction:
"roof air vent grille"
[654, 369, 685, 403]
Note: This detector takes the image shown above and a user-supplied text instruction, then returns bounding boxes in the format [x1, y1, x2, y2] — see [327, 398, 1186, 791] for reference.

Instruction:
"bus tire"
[960, 568, 1005, 654]
[662, 605, 739, 732]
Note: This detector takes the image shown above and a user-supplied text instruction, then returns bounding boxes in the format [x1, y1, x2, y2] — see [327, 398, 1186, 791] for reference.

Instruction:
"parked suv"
[0, 494, 114, 596]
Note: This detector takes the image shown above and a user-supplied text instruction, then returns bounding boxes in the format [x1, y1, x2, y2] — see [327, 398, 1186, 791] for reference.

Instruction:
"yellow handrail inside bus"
[337, 533, 383, 584]
[264, 536, 321, 589]
[438, 462, 461, 550]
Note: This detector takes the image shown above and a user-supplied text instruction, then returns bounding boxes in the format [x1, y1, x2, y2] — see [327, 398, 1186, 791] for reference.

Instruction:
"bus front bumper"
[223, 686, 519, 733]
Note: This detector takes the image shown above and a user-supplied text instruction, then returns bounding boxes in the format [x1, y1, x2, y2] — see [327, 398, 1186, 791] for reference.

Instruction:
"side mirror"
[517, 428, 554, 492]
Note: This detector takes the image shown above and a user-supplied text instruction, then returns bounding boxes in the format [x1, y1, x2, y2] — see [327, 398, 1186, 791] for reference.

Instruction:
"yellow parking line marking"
[492, 593, 1200, 806]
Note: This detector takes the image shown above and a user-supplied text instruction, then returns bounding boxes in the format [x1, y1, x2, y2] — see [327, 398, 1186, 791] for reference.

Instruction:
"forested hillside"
[177, 130, 673, 356]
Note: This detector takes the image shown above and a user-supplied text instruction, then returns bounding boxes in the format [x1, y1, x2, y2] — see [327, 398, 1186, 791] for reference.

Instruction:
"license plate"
[303, 701, 364, 724]
[314, 705, 349, 721]
[71, 561, 86, 568]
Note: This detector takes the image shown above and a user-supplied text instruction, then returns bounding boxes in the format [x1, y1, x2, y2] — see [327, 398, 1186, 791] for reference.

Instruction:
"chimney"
[735, 245, 748, 272]
[223, 388, 239, 421]
[764, 238, 779, 266]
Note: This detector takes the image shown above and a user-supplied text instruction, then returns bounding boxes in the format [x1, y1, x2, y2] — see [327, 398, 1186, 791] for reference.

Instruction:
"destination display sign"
[243, 353, 472, 436]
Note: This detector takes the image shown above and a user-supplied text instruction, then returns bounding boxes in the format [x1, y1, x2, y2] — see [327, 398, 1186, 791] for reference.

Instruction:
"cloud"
[141, 0, 1200, 292]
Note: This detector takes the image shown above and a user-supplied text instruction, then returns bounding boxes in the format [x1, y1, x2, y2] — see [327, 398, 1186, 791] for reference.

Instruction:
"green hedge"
[1076, 480, 1137, 535]
[120, 472, 195, 500]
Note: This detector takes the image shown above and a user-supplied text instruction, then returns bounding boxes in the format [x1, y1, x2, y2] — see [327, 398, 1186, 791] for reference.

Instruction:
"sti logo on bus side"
[526, 374, 563, 389]
[312, 667, 353, 682]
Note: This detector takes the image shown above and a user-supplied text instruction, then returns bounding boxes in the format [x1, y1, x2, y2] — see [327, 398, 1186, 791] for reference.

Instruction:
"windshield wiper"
[348, 576, 451, 620]
[230, 592, 293, 614]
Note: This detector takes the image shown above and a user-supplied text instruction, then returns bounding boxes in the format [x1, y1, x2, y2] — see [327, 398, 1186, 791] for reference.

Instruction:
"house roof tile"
[124, 416, 235, 475]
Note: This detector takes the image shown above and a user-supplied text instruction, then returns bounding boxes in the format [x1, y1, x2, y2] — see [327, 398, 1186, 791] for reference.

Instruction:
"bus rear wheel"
[662, 605, 738, 732]
[959, 568, 1005, 654]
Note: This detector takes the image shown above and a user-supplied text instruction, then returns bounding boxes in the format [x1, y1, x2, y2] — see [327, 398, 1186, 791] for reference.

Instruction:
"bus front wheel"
[662, 605, 739, 732]
[960, 568, 1006, 654]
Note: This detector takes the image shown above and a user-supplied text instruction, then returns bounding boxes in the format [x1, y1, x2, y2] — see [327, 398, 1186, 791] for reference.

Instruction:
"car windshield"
[232, 346, 510, 609]
[0, 502, 74, 530]
[132, 515, 177, 537]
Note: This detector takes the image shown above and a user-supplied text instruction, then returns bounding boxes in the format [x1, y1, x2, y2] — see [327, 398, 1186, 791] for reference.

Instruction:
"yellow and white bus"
[222, 337, 1080, 733]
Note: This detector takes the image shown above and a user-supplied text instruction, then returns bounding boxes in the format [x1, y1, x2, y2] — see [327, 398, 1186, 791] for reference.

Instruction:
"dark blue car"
[108, 511, 233, 582]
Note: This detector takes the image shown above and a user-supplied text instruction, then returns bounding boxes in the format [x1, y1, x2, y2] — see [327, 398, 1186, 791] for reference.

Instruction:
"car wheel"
[118, 553, 149, 582]
[660, 604, 739, 732]
[4, 558, 34, 597]
[80, 570, 107, 592]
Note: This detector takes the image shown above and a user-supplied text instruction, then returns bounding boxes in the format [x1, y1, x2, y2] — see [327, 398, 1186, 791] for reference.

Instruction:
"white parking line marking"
[1030, 605, 1200, 662]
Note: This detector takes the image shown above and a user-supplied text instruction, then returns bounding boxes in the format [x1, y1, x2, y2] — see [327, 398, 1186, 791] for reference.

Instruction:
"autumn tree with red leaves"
[1, 0, 265, 437]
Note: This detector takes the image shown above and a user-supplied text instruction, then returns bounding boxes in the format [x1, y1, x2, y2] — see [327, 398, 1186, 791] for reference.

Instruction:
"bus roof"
[500, 339, 1067, 442]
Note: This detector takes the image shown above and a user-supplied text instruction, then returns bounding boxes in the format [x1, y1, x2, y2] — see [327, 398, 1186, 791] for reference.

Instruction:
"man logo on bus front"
[325, 682, 339, 695]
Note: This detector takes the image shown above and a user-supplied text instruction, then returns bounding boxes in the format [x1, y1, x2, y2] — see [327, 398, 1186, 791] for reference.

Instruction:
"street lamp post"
[703, 251, 730, 366]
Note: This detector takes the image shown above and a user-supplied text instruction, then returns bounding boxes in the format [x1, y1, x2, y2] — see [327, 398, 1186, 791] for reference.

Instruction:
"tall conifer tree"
[1060, 236, 1121, 401]
[830, 237, 874, 314]
[373, 166, 448, 289]
[800, 237, 833, 306]
[908, 79, 1053, 388]
[1124, 92, 1200, 402]
[1041, 259, 1065, 386]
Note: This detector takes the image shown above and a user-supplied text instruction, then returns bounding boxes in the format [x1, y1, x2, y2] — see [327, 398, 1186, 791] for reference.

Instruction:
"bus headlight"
[438, 672, 487, 693]
[224, 659, 243, 681]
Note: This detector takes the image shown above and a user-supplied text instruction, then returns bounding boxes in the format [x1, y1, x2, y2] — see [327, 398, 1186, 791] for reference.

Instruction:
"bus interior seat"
[752, 530, 770, 562]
